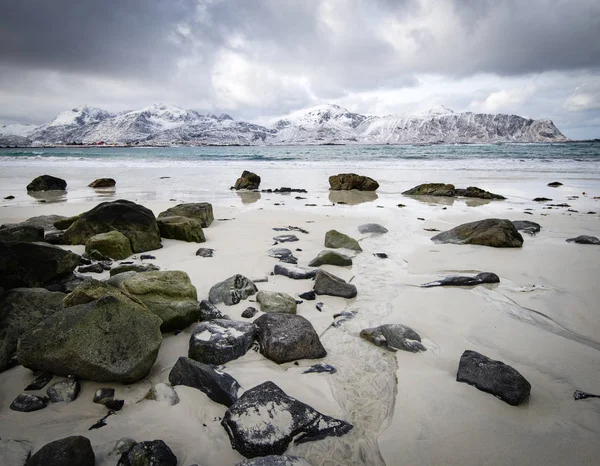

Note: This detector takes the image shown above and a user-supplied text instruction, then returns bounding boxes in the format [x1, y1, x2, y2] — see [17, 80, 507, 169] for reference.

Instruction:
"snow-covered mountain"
[0, 103, 567, 146]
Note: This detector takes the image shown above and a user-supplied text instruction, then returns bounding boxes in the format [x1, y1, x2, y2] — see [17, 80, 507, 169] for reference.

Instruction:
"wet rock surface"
[421, 272, 500, 288]
[10, 393, 47, 412]
[512, 220, 542, 236]
[566, 235, 600, 245]
[27, 436, 95, 466]
[27, 175, 67, 192]
[360, 324, 426, 353]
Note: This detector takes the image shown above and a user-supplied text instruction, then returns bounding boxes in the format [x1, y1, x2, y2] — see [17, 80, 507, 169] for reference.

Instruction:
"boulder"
[566, 235, 600, 245]
[25, 372, 54, 391]
[109, 263, 160, 276]
[431, 218, 524, 248]
[117, 440, 177, 466]
[512, 220, 541, 236]
[89, 178, 116, 188]
[256, 291, 297, 314]
[254, 313, 326, 364]
[209, 274, 258, 306]
[26, 175, 67, 192]
[189, 319, 258, 365]
[0, 240, 80, 289]
[77, 263, 104, 274]
[360, 324, 426, 353]
[421, 272, 500, 288]
[267, 248, 298, 264]
[157, 216, 206, 243]
[17, 296, 162, 383]
[196, 247, 214, 257]
[329, 173, 379, 191]
[402, 183, 455, 196]
[199, 300, 228, 321]
[456, 350, 531, 406]
[455, 186, 505, 200]
[85, 230, 133, 260]
[27, 436, 95, 466]
[242, 307, 258, 318]
[222, 381, 352, 458]
[168, 356, 240, 407]
[158, 202, 214, 228]
[62, 199, 162, 253]
[0, 288, 66, 372]
[47, 378, 80, 403]
[237, 456, 312, 466]
[308, 250, 352, 267]
[63, 278, 146, 309]
[10, 394, 47, 412]
[273, 263, 318, 280]
[234, 171, 261, 190]
[313, 270, 357, 298]
[115, 270, 200, 332]
[0, 439, 32, 466]
[0, 224, 44, 242]
[324, 230, 362, 251]
[94, 388, 115, 405]
[357, 223, 388, 234]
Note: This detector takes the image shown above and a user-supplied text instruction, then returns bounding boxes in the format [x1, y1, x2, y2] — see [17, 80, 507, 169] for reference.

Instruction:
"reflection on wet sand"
[329, 190, 378, 205]
[237, 191, 261, 204]
[90, 187, 117, 198]
[464, 197, 493, 207]
[404, 195, 455, 206]
[27, 190, 68, 203]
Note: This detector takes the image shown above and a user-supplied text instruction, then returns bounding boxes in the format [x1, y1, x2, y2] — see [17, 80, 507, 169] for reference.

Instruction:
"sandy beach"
[0, 165, 599, 466]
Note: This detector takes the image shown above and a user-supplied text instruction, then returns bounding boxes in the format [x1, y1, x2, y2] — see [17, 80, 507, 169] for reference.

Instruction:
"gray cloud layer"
[1, 0, 599, 138]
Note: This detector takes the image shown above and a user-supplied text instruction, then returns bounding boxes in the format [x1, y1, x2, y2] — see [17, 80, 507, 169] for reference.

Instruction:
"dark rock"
[0, 240, 80, 289]
[158, 202, 214, 228]
[117, 440, 177, 466]
[454, 186, 505, 200]
[17, 296, 162, 383]
[0, 224, 44, 242]
[105, 399, 125, 411]
[234, 171, 261, 190]
[273, 234, 299, 243]
[315, 302, 324, 312]
[241, 307, 258, 318]
[62, 199, 162, 253]
[236, 456, 312, 466]
[54, 215, 79, 230]
[273, 263, 319, 280]
[109, 263, 160, 276]
[303, 363, 337, 374]
[0, 288, 65, 372]
[168, 356, 240, 407]
[431, 218, 524, 248]
[456, 350, 531, 406]
[308, 250, 352, 267]
[26, 175, 67, 192]
[573, 390, 600, 400]
[88, 412, 114, 430]
[25, 372, 54, 391]
[329, 173, 379, 191]
[47, 377, 80, 403]
[93, 388, 115, 405]
[267, 248, 298, 264]
[403, 183, 455, 196]
[373, 253, 388, 259]
[566, 235, 600, 245]
[189, 319, 258, 365]
[360, 324, 426, 353]
[77, 263, 104, 274]
[209, 274, 258, 306]
[256, 291, 297, 314]
[222, 381, 352, 458]
[298, 291, 315, 300]
[199, 300, 228, 321]
[158, 216, 206, 243]
[332, 311, 357, 327]
[548, 181, 563, 187]
[85, 230, 133, 260]
[533, 197, 552, 202]
[421, 272, 500, 288]
[512, 220, 542, 236]
[357, 223, 388, 234]
[254, 313, 326, 364]
[196, 248, 214, 257]
[63, 278, 145, 308]
[324, 230, 362, 251]
[44, 231, 67, 244]
[313, 270, 357, 298]
[88, 178, 116, 188]
[10, 393, 47, 412]
[4, 195, 15, 199]
[27, 436, 94, 466]
[140, 254, 156, 260]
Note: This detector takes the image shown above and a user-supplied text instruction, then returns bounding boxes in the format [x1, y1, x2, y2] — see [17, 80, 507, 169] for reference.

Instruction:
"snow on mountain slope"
[0, 123, 37, 137]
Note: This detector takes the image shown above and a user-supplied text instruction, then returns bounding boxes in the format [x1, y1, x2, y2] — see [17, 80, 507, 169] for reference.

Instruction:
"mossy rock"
[431, 218, 524, 248]
[324, 230, 362, 252]
[157, 216, 205, 243]
[402, 183, 455, 196]
[329, 173, 379, 191]
[256, 291, 297, 314]
[85, 230, 133, 260]
[63, 278, 146, 309]
[54, 215, 80, 230]
[158, 202, 214, 228]
[308, 250, 352, 267]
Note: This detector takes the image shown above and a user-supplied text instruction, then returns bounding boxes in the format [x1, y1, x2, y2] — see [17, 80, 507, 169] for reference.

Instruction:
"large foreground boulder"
[0, 224, 44, 242]
[254, 313, 326, 364]
[456, 350, 531, 406]
[158, 202, 214, 228]
[209, 274, 258, 306]
[27, 436, 94, 466]
[222, 381, 353, 458]
[256, 291, 297, 314]
[0, 240, 80, 289]
[115, 270, 200, 332]
[17, 296, 162, 383]
[26, 175, 67, 192]
[329, 173, 379, 191]
[431, 219, 524, 248]
[324, 230, 362, 251]
[313, 270, 357, 298]
[234, 171, 261, 190]
[85, 230, 133, 260]
[0, 288, 65, 372]
[360, 324, 426, 353]
[62, 199, 162, 252]
[189, 319, 258, 365]
[157, 216, 205, 243]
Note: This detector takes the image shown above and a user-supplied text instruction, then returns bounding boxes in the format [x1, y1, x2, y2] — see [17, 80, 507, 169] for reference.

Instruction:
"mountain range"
[0, 103, 567, 146]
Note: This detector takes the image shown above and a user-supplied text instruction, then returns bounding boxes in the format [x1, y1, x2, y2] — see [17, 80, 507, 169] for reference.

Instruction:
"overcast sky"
[1, 0, 599, 139]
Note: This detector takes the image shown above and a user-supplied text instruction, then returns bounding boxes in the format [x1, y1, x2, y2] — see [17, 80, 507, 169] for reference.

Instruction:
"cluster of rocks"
[402, 183, 505, 200]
